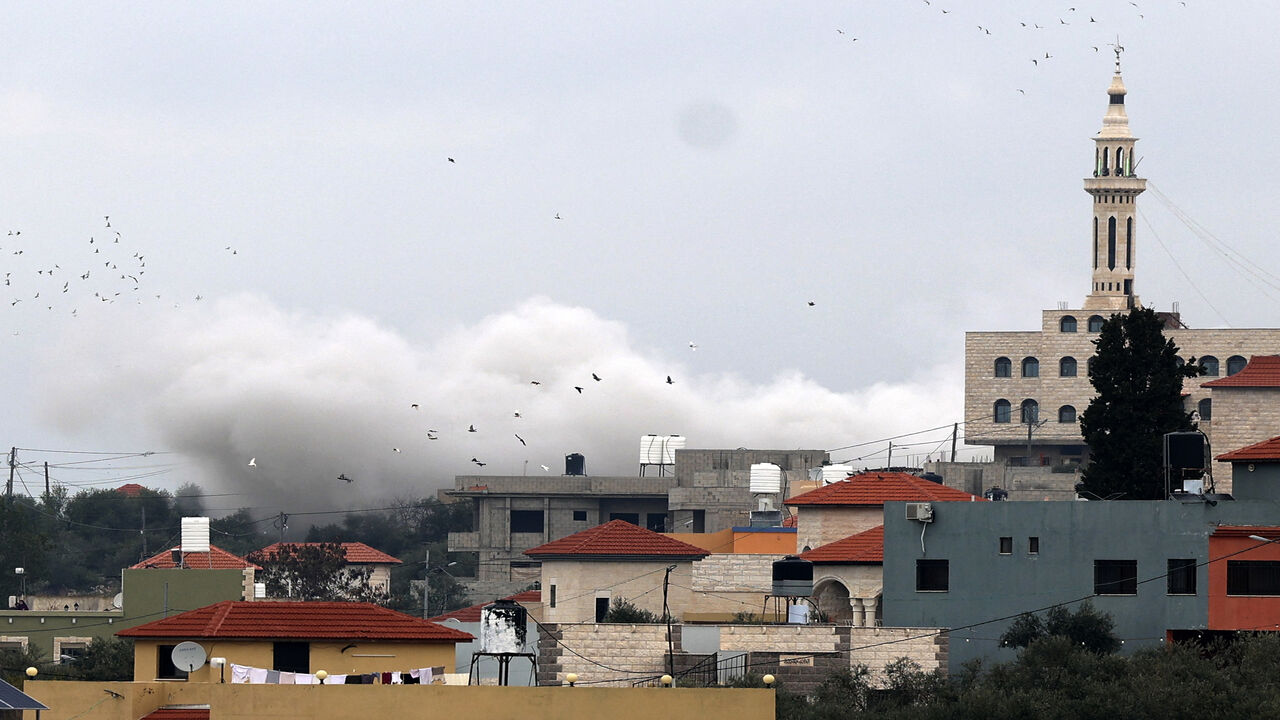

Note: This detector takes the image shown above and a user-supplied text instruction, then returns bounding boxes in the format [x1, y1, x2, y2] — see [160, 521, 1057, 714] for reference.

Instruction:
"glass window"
[1058, 405, 1077, 423]
[1167, 559, 1196, 595]
[1029, 537, 1040, 554]
[916, 559, 949, 592]
[646, 513, 668, 532]
[994, 399, 1011, 424]
[1197, 398, 1212, 422]
[1227, 356, 1248, 375]
[1022, 357, 1039, 378]
[1060, 316, 1077, 333]
[994, 357, 1012, 378]
[572, 510, 587, 522]
[273, 642, 310, 673]
[1020, 399, 1039, 424]
[1060, 357, 1077, 377]
[999, 537, 1013, 555]
[1088, 315, 1106, 332]
[156, 645, 189, 680]
[1094, 559, 1138, 595]
[1200, 356, 1219, 376]
[1227, 561, 1280, 596]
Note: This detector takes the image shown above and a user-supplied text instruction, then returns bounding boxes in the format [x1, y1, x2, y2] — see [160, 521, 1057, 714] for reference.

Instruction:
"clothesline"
[229, 663, 447, 686]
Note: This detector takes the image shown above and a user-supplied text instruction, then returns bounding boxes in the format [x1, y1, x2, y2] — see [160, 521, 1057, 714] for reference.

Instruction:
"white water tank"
[479, 599, 529, 654]
[181, 517, 211, 553]
[640, 435, 685, 464]
[820, 465, 853, 485]
[749, 463, 782, 494]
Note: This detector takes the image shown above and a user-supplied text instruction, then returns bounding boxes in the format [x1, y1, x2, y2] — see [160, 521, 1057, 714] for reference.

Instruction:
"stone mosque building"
[962, 55, 1280, 492]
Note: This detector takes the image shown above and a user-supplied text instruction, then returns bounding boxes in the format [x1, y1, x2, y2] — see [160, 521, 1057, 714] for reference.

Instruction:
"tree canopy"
[999, 601, 1121, 655]
[1079, 308, 1202, 500]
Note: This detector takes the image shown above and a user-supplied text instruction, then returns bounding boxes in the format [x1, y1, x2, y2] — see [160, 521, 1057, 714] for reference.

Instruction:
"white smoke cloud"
[35, 295, 963, 510]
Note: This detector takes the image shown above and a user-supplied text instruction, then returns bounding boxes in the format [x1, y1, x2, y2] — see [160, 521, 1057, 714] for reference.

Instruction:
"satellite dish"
[170, 642, 208, 673]
[111, 593, 123, 610]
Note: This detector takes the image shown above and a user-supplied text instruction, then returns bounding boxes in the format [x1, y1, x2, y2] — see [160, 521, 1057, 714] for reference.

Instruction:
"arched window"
[1093, 217, 1099, 269]
[1227, 355, 1248, 375]
[1101, 146, 1109, 174]
[1021, 357, 1039, 378]
[1060, 316, 1077, 333]
[1200, 356, 1219, 377]
[1087, 356, 1097, 375]
[1107, 217, 1117, 270]
[1198, 398, 1212, 422]
[994, 357, 1012, 378]
[1060, 357, 1077, 377]
[1125, 217, 1133, 268]
[994, 399, 1011, 424]
[1175, 356, 1186, 368]
[1020, 399, 1039, 424]
[1116, 147, 1124, 173]
[1059, 405, 1077, 423]
[1088, 315, 1106, 332]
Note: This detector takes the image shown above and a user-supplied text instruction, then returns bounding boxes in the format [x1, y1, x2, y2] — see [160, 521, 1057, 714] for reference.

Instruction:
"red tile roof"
[255, 542, 402, 564]
[118, 601, 473, 642]
[428, 590, 542, 623]
[116, 483, 146, 497]
[785, 472, 983, 506]
[130, 545, 259, 570]
[142, 709, 210, 720]
[1217, 435, 1280, 462]
[1202, 356, 1280, 388]
[1212, 526, 1280, 539]
[524, 520, 711, 559]
[799, 526, 884, 564]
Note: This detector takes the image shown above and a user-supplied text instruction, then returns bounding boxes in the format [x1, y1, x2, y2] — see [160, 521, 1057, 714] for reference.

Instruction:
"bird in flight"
[592, 373, 601, 381]
[554, 213, 562, 220]
[447, 157, 455, 163]
[530, 380, 542, 385]
[393, 447, 402, 453]
[471, 458, 487, 467]
[574, 386, 584, 394]
[514, 411, 522, 418]
[540, 464, 550, 472]
[247, 458, 257, 468]
[338, 474, 353, 483]
[104, 216, 110, 227]
[1017, 89, 1026, 94]
[515, 434, 526, 446]
[427, 433, 439, 440]
[688, 342, 697, 351]
[807, 300, 816, 306]
[410, 403, 419, 409]
[468, 425, 478, 432]
[666, 375, 674, 385]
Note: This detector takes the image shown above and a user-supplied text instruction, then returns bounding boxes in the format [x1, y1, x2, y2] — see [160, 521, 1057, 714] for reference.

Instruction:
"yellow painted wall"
[23, 681, 775, 720]
[132, 638, 459, 682]
[665, 529, 797, 555]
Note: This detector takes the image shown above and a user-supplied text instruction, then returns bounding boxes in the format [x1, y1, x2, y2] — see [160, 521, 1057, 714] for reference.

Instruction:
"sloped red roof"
[1212, 526, 1280, 539]
[117, 601, 473, 642]
[428, 590, 542, 623]
[1203, 356, 1280, 388]
[524, 520, 711, 559]
[799, 526, 884, 564]
[1217, 435, 1280, 462]
[782, 514, 798, 528]
[130, 545, 259, 570]
[785, 472, 983, 506]
[116, 483, 146, 497]
[142, 709, 210, 720]
[255, 542, 402, 564]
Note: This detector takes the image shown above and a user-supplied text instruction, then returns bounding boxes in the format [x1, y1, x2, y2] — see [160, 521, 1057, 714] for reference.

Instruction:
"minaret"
[1083, 46, 1146, 312]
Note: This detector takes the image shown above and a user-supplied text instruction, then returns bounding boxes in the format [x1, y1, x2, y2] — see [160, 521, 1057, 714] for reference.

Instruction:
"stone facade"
[1206, 386, 1280, 490]
[811, 565, 883, 625]
[540, 559, 698, 624]
[795, 506, 881, 553]
[538, 623, 947, 695]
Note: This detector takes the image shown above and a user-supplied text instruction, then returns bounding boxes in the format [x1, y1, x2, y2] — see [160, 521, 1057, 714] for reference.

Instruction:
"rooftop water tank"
[480, 598, 529, 654]
[771, 555, 814, 597]
[821, 464, 853, 485]
[640, 435, 686, 464]
[181, 517, 211, 553]
[749, 463, 782, 494]
[565, 453, 585, 476]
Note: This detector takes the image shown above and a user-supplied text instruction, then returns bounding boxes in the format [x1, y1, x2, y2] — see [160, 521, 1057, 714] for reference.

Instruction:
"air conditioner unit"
[905, 502, 934, 523]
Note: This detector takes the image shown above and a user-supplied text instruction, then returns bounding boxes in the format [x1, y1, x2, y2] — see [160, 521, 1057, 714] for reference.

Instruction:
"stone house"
[254, 542, 401, 596]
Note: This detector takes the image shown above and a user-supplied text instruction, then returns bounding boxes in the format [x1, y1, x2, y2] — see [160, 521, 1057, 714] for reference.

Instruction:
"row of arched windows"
[1058, 315, 1108, 333]
[1096, 145, 1131, 177]
[994, 354, 1246, 378]
[993, 399, 1077, 424]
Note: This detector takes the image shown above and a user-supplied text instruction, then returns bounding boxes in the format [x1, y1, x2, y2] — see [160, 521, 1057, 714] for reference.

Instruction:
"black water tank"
[920, 472, 944, 485]
[771, 555, 814, 597]
[1166, 432, 1206, 470]
[565, 453, 585, 476]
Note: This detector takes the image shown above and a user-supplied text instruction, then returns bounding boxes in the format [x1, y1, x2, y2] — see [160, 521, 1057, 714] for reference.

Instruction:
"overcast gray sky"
[3, 2, 1277, 513]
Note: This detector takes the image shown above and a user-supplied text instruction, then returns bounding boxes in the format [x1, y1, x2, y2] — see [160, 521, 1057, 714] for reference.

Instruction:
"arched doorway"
[812, 578, 853, 623]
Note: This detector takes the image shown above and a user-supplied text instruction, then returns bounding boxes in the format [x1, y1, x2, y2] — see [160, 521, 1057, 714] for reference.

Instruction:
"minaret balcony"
[1084, 177, 1147, 193]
